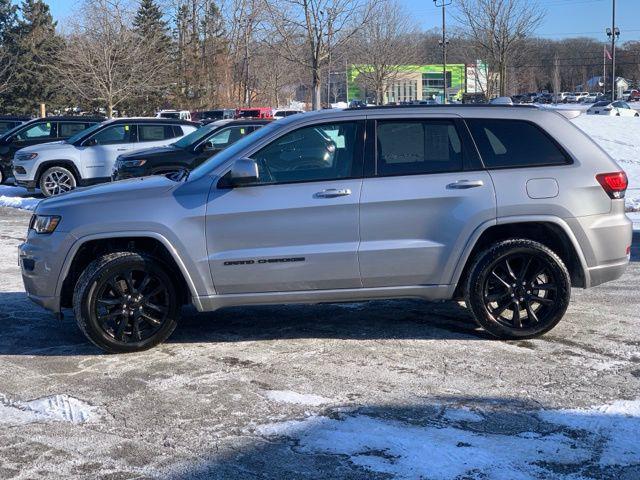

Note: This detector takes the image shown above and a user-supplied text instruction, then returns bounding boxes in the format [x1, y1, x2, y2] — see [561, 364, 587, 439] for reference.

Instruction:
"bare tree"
[455, 0, 544, 96]
[54, 0, 171, 117]
[262, 0, 376, 110]
[349, 0, 419, 105]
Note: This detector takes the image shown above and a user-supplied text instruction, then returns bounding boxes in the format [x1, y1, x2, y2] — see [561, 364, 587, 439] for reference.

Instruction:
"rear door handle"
[116, 148, 130, 151]
[314, 188, 352, 198]
[446, 180, 484, 190]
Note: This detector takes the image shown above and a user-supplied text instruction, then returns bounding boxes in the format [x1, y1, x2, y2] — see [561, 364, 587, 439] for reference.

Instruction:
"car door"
[358, 115, 496, 287]
[10, 120, 57, 155]
[206, 120, 365, 294]
[79, 123, 137, 179]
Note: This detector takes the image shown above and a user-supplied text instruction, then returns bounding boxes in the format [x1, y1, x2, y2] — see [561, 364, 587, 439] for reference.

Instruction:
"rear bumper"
[568, 203, 632, 288]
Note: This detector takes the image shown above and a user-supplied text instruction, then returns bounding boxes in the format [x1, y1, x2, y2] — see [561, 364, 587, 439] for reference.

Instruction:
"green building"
[347, 64, 484, 104]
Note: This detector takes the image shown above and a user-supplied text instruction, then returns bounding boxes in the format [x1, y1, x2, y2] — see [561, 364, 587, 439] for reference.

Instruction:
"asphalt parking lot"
[0, 206, 639, 480]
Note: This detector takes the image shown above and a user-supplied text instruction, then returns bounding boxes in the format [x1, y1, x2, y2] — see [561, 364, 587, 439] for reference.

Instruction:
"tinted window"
[251, 122, 360, 184]
[58, 122, 93, 137]
[0, 121, 20, 134]
[207, 126, 252, 149]
[90, 124, 135, 145]
[15, 121, 54, 141]
[467, 119, 568, 168]
[376, 120, 463, 176]
[138, 124, 178, 142]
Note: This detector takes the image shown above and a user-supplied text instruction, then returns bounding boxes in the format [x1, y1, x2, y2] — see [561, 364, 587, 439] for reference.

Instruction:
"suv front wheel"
[39, 166, 77, 197]
[465, 239, 571, 339]
[73, 252, 181, 353]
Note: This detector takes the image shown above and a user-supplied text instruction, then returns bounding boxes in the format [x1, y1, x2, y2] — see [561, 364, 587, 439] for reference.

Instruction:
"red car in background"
[235, 107, 273, 119]
[628, 90, 640, 102]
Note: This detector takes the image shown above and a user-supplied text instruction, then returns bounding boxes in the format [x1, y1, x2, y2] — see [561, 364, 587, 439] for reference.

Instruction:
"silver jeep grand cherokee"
[19, 106, 632, 353]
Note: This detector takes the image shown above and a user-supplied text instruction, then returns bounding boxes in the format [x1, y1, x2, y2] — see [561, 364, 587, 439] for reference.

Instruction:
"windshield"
[0, 121, 27, 140]
[66, 122, 103, 144]
[189, 121, 281, 181]
[592, 101, 610, 107]
[173, 124, 217, 149]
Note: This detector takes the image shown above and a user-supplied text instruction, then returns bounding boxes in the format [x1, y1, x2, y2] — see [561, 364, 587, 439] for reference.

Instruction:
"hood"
[36, 174, 177, 214]
[119, 144, 185, 160]
[19, 141, 74, 154]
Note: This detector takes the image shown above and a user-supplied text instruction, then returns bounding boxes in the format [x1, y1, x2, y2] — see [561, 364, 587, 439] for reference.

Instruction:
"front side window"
[250, 121, 361, 184]
[466, 119, 569, 169]
[376, 120, 463, 176]
[90, 124, 135, 145]
[207, 126, 251, 149]
[15, 122, 54, 141]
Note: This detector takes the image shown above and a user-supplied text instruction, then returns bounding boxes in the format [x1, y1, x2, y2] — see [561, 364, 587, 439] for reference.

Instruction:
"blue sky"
[46, 0, 639, 41]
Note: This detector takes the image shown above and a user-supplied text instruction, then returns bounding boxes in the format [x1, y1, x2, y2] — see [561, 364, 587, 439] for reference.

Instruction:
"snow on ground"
[255, 399, 640, 480]
[0, 184, 39, 211]
[264, 390, 333, 406]
[0, 393, 99, 425]
[571, 114, 640, 212]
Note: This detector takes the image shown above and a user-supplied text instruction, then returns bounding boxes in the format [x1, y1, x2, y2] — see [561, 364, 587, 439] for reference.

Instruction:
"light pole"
[434, 0, 451, 104]
[606, 0, 620, 100]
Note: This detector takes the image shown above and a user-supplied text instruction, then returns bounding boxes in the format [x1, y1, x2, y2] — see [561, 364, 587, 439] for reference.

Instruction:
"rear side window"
[58, 122, 93, 137]
[376, 120, 463, 176]
[138, 124, 180, 142]
[466, 119, 569, 169]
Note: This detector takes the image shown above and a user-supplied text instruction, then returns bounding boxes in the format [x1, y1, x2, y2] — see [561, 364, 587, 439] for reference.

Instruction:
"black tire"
[465, 239, 571, 339]
[73, 252, 181, 353]
[0, 167, 4, 184]
[39, 166, 77, 197]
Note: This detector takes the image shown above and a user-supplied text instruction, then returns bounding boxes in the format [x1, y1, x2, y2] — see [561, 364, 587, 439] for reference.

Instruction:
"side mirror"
[83, 138, 98, 147]
[225, 158, 258, 187]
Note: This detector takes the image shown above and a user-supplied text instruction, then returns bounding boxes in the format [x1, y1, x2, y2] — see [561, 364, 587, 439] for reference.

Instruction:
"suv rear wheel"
[73, 252, 180, 353]
[39, 166, 77, 197]
[465, 239, 571, 339]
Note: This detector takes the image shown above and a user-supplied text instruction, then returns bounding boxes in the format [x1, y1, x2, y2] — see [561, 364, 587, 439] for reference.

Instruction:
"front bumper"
[19, 230, 76, 314]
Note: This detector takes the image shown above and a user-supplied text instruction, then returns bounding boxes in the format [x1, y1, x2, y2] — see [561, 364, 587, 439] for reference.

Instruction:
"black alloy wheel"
[466, 239, 571, 339]
[73, 252, 180, 353]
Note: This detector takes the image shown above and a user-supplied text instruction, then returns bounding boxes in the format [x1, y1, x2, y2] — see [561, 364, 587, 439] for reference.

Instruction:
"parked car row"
[161, 107, 305, 124]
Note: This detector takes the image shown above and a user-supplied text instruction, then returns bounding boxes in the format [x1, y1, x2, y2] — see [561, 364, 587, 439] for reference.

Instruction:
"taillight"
[596, 172, 628, 199]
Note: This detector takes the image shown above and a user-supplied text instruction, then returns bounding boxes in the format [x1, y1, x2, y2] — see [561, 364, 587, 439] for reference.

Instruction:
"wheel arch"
[452, 216, 590, 298]
[57, 232, 202, 311]
[35, 160, 82, 185]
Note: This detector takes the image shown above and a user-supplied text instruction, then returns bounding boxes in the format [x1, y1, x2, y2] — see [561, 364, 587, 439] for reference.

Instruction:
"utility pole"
[606, 0, 620, 100]
[434, 0, 451, 104]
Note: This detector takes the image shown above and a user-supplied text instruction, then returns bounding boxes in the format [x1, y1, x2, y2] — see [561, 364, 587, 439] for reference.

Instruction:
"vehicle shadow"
[160, 395, 640, 480]
[0, 292, 486, 356]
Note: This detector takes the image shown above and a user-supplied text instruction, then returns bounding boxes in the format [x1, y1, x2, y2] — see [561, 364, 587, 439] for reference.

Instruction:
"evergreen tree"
[0, 0, 17, 42]
[4, 0, 63, 114]
[0, 0, 18, 102]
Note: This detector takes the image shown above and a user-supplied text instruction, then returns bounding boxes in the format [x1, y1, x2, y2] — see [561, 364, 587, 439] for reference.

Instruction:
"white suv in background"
[12, 118, 199, 196]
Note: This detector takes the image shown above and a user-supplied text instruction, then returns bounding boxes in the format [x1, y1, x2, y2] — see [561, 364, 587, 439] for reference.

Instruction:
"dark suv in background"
[195, 109, 236, 124]
[0, 115, 32, 135]
[113, 119, 270, 180]
[0, 116, 104, 184]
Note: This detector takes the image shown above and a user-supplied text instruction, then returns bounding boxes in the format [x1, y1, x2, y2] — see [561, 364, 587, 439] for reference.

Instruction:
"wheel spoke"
[534, 283, 556, 291]
[138, 274, 151, 294]
[144, 285, 165, 300]
[525, 301, 539, 323]
[144, 302, 167, 314]
[124, 271, 135, 294]
[518, 256, 533, 282]
[141, 312, 162, 326]
[97, 310, 122, 322]
[491, 271, 511, 288]
[486, 291, 510, 303]
[492, 300, 511, 318]
[115, 316, 129, 340]
[504, 259, 517, 280]
[512, 302, 522, 328]
[132, 317, 143, 341]
[531, 295, 554, 306]
[108, 280, 125, 298]
[97, 297, 122, 306]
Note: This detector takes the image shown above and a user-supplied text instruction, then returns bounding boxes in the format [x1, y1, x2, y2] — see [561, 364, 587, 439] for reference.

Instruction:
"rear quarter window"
[466, 119, 569, 169]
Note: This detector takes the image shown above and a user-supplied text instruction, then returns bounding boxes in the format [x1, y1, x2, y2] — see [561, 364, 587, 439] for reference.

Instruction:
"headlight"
[30, 215, 61, 234]
[118, 159, 147, 168]
[15, 152, 38, 161]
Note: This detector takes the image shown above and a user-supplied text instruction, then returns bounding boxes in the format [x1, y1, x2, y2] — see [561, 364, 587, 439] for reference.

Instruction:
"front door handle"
[314, 188, 352, 198]
[116, 148, 129, 152]
[446, 180, 484, 190]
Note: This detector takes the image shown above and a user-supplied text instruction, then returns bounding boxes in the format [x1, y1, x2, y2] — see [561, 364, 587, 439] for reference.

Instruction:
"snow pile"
[264, 390, 333, 406]
[255, 399, 640, 479]
[571, 115, 640, 211]
[0, 393, 99, 425]
[0, 185, 40, 211]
